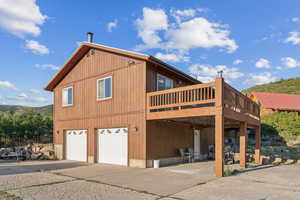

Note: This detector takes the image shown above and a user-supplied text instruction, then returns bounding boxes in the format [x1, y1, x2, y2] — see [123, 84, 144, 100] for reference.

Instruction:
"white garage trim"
[65, 130, 87, 162]
[97, 127, 128, 166]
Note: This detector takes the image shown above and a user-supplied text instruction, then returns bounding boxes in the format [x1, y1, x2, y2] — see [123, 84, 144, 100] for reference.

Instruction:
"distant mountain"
[242, 77, 300, 95]
[0, 104, 53, 116]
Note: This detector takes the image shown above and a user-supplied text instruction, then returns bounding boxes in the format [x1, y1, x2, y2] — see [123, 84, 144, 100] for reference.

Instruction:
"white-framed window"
[97, 76, 112, 100]
[157, 74, 174, 91]
[62, 86, 73, 106]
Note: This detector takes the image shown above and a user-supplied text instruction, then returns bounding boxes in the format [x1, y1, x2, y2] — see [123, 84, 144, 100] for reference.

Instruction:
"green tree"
[262, 112, 300, 143]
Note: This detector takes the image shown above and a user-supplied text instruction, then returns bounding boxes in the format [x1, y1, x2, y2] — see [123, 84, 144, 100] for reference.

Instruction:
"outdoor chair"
[179, 148, 189, 163]
[187, 147, 195, 163]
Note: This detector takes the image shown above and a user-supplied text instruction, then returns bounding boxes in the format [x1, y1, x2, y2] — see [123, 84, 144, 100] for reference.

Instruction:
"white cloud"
[245, 72, 279, 85]
[0, 0, 47, 37]
[255, 58, 271, 69]
[170, 8, 197, 23]
[0, 81, 18, 91]
[135, 8, 168, 49]
[188, 64, 244, 83]
[135, 8, 238, 54]
[281, 57, 300, 68]
[170, 8, 209, 23]
[165, 18, 238, 53]
[292, 17, 300, 23]
[35, 64, 60, 71]
[107, 19, 118, 32]
[29, 88, 40, 94]
[25, 40, 49, 54]
[285, 32, 300, 45]
[154, 52, 189, 63]
[5, 93, 48, 103]
[233, 59, 243, 65]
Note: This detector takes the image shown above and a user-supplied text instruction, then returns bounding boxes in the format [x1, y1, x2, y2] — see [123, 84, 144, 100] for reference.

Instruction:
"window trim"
[156, 73, 174, 91]
[62, 86, 73, 107]
[97, 76, 113, 101]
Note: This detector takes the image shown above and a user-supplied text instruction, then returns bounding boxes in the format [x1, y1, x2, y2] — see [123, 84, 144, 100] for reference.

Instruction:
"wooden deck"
[146, 79, 260, 126]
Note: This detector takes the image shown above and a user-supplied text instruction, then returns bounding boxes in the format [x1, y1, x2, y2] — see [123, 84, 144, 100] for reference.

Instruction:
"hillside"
[242, 77, 300, 95]
[0, 104, 53, 117]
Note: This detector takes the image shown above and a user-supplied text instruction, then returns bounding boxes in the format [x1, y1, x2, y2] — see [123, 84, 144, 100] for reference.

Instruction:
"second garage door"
[97, 128, 128, 166]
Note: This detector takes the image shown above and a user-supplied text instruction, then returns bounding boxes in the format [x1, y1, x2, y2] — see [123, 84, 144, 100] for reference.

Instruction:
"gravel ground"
[0, 172, 73, 191]
[7, 180, 158, 200]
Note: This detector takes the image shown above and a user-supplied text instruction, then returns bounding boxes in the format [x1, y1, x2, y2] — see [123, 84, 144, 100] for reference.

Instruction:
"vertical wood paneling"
[54, 49, 147, 160]
[146, 120, 193, 159]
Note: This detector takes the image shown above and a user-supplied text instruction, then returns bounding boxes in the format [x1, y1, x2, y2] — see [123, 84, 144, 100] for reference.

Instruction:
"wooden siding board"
[54, 48, 147, 160]
[146, 120, 193, 159]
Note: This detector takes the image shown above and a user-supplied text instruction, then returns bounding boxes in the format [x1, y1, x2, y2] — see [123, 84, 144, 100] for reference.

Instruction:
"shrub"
[261, 112, 300, 143]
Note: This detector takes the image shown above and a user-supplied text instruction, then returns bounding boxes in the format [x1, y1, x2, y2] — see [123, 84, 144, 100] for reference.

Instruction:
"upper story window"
[157, 74, 174, 91]
[97, 76, 112, 100]
[62, 87, 73, 106]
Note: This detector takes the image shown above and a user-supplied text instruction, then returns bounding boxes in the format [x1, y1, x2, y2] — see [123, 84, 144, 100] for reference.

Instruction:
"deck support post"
[255, 125, 261, 164]
[239, 121, 247, 168]
[215, 77, 224, 177]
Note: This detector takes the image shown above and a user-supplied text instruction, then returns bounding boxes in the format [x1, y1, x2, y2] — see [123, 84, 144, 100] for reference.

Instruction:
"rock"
[261, 156, 271, 165]
[234, 153, 240, 161]
[273, 157, 282, 164]
[284, 159, 295, 165]
[42, 150, 55, 160]
[39, 154, 49, 160]
[31, 152, 43, 160]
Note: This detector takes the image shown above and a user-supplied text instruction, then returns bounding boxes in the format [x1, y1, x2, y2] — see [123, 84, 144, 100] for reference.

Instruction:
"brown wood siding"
[146, 120, 193, 159]
[200, 128, 215, 155]
[53, 48, 147, 161]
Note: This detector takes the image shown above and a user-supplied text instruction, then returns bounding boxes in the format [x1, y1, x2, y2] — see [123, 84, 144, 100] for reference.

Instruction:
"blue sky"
[1, 0, 300, 106]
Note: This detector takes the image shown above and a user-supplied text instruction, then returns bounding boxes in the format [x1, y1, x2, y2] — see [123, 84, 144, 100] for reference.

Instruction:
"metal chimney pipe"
[217, 70, 223, 78]
[87, 32, 93, 43]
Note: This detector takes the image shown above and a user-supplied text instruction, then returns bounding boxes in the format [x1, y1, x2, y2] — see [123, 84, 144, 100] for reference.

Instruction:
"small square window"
[97, 76, 112, 100]
[62, 87, 73, 106]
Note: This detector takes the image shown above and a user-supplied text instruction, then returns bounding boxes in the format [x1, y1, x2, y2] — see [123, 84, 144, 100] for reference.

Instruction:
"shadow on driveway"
[0, 160, 88, 175]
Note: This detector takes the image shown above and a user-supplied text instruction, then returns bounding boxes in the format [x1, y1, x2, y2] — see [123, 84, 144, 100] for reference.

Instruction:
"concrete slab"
[172, 165, 300, 200]
[0, 160, 88, 175]
[236, 164, 300, 188]
[54, 161, 216, 196]
[0, 172, 73, 191]
[8, 180, 158, 200]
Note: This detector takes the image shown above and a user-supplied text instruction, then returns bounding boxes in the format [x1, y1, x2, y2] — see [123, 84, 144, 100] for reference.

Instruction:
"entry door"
[194, 130, 201, 160]
[66, 130, 87, 162]
[97, 128, 128, 166]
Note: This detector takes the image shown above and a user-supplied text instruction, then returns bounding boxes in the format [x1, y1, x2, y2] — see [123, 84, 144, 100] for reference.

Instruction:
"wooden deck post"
[255, 125, 261, 164]
[239, 121, 247, 168]
[215, 77, 224, 177]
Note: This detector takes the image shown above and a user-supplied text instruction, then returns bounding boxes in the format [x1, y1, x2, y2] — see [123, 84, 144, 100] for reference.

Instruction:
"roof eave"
[44, 42, 201, 91]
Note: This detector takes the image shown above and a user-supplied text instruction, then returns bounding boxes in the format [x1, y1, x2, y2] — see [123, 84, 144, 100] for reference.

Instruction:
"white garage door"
[97, 128, 128, 166]
[66, 130, 87, 162]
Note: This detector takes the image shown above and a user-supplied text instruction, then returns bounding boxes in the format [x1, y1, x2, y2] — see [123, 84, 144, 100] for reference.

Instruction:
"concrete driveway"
[1, 160, 300, 200]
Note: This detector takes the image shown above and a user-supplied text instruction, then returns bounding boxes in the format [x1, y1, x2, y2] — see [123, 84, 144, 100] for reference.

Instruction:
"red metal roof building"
[250, 92, 300, 115]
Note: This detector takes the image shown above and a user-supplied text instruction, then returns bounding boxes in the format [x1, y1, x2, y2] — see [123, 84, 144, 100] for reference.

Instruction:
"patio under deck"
[146, 77, 261, 177]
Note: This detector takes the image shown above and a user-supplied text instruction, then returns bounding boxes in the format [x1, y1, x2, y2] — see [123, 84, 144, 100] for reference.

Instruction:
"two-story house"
[45, 34, 261, 177]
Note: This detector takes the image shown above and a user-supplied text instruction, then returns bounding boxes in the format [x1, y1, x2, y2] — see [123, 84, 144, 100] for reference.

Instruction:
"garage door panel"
[66, 130, 87, 162]
[98, 128, 128, 166]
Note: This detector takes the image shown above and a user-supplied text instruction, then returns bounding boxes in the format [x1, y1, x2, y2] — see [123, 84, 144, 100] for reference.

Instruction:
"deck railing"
[223, 83, 260, 118]
[146, 79, 260, 119]
[147, 82, 216, 112]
